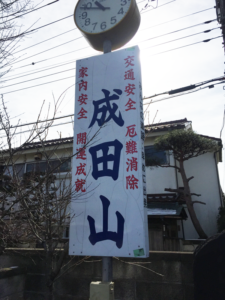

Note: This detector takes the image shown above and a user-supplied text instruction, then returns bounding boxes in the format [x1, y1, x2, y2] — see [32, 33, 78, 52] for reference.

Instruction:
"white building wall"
[144, 134, 222, 240]
[145, 161, 177, 194]
[177, 152, 222, 239]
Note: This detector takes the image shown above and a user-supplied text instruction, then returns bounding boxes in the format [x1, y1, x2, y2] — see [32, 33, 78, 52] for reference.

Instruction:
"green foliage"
[153, 129, 220, 161]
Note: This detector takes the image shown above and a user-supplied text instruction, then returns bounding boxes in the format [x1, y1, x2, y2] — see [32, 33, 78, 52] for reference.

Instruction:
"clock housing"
[74, 0, 140, 51]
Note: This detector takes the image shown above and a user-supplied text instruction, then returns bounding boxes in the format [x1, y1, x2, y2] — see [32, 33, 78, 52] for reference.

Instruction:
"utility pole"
[215, 0, 225, 79]
[215, 0, 225, 50]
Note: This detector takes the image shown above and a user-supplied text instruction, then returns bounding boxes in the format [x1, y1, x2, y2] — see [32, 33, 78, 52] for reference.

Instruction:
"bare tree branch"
[192, 201, 206, 205]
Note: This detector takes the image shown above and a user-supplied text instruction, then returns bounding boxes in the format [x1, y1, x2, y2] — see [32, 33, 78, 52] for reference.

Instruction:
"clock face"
[75, 0, 132, 34]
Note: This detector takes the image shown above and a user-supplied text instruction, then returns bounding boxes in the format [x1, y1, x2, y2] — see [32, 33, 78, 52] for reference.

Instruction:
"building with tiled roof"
[144, 118, 223, 251]
[2, 118, 223, 252]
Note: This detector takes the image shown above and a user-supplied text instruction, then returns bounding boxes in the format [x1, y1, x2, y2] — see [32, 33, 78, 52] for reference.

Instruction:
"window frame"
[145, 145, 169, 166]
[3, 158, 72, 179]
[25, 158, 71, 175]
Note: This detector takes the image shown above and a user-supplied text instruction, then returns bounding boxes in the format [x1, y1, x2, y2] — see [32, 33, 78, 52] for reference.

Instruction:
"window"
[26, 161, 46, 174]
[26, 159, 71, 174]
[3, 164, 25, 178]
[145, 145, 168, 166]
[2, 159, 71, 180]
[14, 164, 25, 178]
[48, 160, 71, 173]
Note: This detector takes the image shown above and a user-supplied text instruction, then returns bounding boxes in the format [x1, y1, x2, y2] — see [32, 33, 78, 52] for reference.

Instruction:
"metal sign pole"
[102, 257, 113, 282]
[103, 39, 112, 54]
[102, 39, 113, 285]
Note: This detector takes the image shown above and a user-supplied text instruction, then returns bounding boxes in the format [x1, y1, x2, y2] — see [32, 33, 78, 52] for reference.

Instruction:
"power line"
[12, 8, 215, 60]
[5, 49, 81, 71]
[1, 6, 214, 74]
[2, 77, 225, 135]
[1, 27, 217, 87]
[143, 76, 225, 100]
[143, 81, 225, 105]
[1, 60, 77, 82]
[8, 36, 83, 66]
[14, 29, 75, 55]
[23, 14, 74, 35]
[0, 0, 169, 54]
[0, 120, 73, 138]
[0, 7, 219, 92]
[1, 6, 213, 70]
[2, 4, 213, 58]
[142, 27, 220, 50]
[13, 8, 214, 60]
[140, 19, 216, 44]
[3, 18, 217, 78]
[1, 35, 222, 95]
[141, 7, 214, 31]
[1, 75, 76, 95]
[0, 67, 76, 89]
[148, 35, 222, 56]
[0, 114, 74, 131]
[13, 18, 215, 65]
[1, 38, 223, 95]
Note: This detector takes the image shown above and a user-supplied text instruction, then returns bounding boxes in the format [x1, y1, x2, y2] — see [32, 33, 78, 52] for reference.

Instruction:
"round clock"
[74, 0, 140, 52]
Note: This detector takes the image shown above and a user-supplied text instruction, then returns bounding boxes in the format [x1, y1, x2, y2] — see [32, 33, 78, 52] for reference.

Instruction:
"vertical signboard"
[69, 46, 149, 258]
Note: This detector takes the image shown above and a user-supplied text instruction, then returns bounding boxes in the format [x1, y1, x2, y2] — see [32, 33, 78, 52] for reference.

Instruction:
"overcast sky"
[1, 0, 225, 189]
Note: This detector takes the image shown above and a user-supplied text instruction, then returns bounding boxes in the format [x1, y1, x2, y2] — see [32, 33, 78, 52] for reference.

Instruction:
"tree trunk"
[179, 160, 208, 239]
[45, 247, 54, 300]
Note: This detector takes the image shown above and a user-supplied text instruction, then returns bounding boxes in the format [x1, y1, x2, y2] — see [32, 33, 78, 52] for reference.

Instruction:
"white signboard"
[69, 46, 149, 258]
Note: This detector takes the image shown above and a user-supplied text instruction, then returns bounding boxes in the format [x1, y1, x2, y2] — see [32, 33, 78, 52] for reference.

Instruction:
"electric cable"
[1, 35, 221, 95]
[1, 27, 218, 88]
[14, 29, 76, 55]
[143, 81, 225, 105]
[0, 67, 76, 89]
[11, 10, 215, 59]
[1, 7, 215, 73]
[1, 7, 214, 70]
[143, 76, 225, 100]
[148, 35, 222, 56]
[5, 49, 82, 71]
[141, 7, 214, 30]
[0, 7, 218, 88]
[1, 59, 77, 82]
[3, 18, 217, 75]
[22, 14, 74, 35]
[7, 36, 84, 66]
[142, 27, 220, 50]
[1, 81, 224, 137]
[1, 41, 223, 95]
[0, 120, 73, 138]
[1, 75, 76, 95]
[12, 17, 216, 61]
[0, 114, 74, 131]
[1, 76, 224, 134]
[1, 4, 213, 50]
[140, 19, 216, 43]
